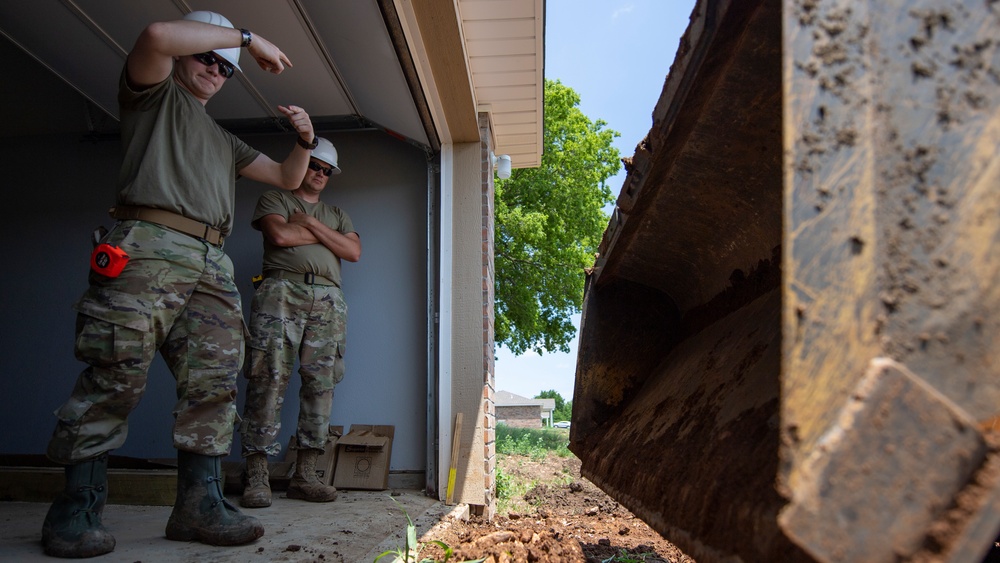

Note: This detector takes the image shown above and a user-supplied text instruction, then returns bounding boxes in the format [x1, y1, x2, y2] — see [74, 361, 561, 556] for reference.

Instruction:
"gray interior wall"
[0, 127, 429, 473]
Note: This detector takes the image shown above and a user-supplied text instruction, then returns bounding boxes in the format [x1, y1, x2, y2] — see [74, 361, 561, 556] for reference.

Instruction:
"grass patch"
[495, 424, 570, 460]
[494, 464, 534, 514]
[494, 423, 573, 514]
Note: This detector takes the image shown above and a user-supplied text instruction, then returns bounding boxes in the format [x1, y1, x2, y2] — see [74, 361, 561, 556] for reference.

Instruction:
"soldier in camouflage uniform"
[240, 137, 360, 508]
[42, 10, 320, 559]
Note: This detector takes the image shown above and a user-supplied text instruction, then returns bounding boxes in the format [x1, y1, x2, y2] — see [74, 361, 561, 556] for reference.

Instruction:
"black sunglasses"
[308, 161, 334, 177]
[192, 52, 235, 79]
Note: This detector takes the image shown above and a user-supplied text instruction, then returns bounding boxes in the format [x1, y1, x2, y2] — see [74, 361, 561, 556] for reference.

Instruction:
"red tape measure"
[90, 243, 130, 277]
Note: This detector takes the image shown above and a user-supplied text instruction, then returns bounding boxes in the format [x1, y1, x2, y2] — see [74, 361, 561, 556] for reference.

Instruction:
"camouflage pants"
[240, 277, 347, 457]
[47, 221, 245, 464]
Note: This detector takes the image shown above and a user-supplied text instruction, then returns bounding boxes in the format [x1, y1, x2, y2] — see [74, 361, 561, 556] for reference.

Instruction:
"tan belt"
[110, 205, 225, 247]
[264, 270, 338, 286]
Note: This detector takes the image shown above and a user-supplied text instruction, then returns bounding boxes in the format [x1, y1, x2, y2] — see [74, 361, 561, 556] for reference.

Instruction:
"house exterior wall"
[496, 406, 544, 429]
[0, 129, 430, 477]
[480, 113, 497, 518]
[442, 141, 488, 507]
[435, 113, 498, 516]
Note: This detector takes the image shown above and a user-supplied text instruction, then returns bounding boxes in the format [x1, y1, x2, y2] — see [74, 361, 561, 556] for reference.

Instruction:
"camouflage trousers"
[240, 277, 347, 457]
[47, 220, 245, 464]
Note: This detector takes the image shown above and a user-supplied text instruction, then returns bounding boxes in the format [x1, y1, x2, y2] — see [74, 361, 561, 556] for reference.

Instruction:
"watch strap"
[297, 136, 318, 150]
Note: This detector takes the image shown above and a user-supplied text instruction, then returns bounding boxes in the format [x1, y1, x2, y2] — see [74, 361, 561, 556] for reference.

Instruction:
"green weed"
[494, 463, 537, 514]
[495, 424, 570, 459]
[493, 424, 573, 514]
[601, 549, 657, 563]
[374, 498, 485, 563]
[494, 464, 513, 501]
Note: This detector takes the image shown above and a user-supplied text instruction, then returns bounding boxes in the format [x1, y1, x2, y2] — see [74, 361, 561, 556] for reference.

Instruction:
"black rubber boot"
[165, 450, 264, 546]
[41, 454, 116, 558]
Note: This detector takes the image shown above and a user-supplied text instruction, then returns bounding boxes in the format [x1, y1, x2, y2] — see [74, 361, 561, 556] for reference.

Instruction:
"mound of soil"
[421, 452, 694, 563]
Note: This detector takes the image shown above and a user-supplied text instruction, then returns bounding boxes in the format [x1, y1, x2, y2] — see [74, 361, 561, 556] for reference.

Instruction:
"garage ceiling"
[0, 0, 543, 167]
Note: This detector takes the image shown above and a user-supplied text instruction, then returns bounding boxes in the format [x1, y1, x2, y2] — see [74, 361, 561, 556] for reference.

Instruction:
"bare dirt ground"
[420, 452, 695, 563]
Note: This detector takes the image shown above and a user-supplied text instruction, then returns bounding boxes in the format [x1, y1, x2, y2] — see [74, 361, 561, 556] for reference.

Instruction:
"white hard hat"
[183, 11, 241, 72]
[312, 138, 341, 174]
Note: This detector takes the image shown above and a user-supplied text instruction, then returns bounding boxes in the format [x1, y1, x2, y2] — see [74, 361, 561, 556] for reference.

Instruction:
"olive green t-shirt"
[116, 68, 260, 236]
[252, 190, 356, 286]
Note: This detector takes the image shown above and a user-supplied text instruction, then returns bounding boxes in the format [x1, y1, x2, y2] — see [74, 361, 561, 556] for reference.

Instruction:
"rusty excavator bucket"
[570, 0, 1000, 562]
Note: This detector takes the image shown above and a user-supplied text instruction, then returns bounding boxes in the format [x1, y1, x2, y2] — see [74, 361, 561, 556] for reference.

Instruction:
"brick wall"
[479, 112, 497, 519]
[496, 405, 544, 429]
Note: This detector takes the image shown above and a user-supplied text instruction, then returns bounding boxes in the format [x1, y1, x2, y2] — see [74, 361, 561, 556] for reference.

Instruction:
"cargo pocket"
[47, 396, 102, 463]
[73, 288, 153, 368]
[239, 318, 252, 376]
[52, 397, 93, 426]
[331, 340, 346, 385]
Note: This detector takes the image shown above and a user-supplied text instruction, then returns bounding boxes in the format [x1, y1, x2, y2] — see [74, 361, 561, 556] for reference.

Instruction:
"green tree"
[536, 390, 573, 423]
[495, 79, 620, 355]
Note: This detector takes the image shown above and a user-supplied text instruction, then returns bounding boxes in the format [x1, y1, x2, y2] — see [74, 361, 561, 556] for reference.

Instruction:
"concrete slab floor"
[0, 489, 459, 562]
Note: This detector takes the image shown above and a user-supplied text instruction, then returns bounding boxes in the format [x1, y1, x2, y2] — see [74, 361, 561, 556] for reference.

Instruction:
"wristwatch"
[297, 136, 319, 150]
[240, 29, 252, 48]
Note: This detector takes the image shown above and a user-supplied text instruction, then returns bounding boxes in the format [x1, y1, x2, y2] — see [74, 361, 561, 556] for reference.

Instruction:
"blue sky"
[494, 0, 697, 401]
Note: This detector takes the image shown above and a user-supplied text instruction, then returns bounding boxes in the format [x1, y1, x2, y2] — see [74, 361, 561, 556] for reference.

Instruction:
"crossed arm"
[259, 212, 362, 262]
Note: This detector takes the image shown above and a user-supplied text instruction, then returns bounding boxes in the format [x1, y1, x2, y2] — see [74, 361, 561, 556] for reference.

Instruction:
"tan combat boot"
[240, 454, 271, 508]
[287, 449, 338, 502]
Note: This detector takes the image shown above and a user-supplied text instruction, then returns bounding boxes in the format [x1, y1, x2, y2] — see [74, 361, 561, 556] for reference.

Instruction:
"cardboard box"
[333, 424, 394, 490]
[285, 425, 343, 485]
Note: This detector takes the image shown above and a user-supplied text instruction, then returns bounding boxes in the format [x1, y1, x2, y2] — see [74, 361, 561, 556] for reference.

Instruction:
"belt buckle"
[304, 272, 315, 285]
[199, 224, 223, 248]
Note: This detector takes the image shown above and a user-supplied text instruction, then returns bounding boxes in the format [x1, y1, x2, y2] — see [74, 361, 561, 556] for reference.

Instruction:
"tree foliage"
[536, 390, 573, 423]
[495, 79, 620, 355]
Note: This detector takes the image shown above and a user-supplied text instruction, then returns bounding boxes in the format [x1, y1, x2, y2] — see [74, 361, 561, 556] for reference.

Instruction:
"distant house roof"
[495, 390, 555, 413]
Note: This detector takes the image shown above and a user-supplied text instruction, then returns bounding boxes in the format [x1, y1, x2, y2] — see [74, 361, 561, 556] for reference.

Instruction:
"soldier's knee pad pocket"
[53, 397, 94, 426]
